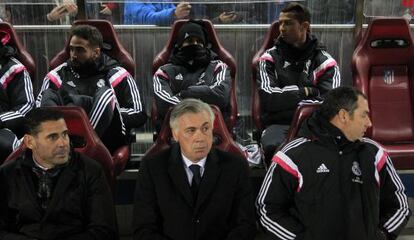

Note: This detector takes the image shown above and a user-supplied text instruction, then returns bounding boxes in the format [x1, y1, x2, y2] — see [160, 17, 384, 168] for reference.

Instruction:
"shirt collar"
[32, 158, 49, 171]
[181, 153, 207, 169]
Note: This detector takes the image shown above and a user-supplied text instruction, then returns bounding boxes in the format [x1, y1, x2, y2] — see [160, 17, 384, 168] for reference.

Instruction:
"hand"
[47, 5, 68, 22]
[174, 2, 191, 19]
[59, 89, 73, 106]
[305, 87, 320, 98]
[62, 0, 78, 15]
[218, 12, 237, 23]
[100, 4, 112, 15]
[47, 1, 77, 21]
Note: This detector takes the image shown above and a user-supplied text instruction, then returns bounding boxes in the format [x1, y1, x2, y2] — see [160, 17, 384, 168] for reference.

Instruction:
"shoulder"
[209, 59, 228, 70]
[0, 157, 21, 174]
[156, 63, 180, 80]
[274, 137, 313, 164]
[107, 66, 129, 77]
[159, 63, 177, 72]
[71, 152, 105, 176]
[141, 147, 173, 170]
[0, 57, 26, 84]
[212, 147, 249, 170]
[108, 66, 131, 87]
[259, 46, 277, 63]
[360, 137, 387, 155]
[314, 49, 336, 64]
[48, 62, 68, 74]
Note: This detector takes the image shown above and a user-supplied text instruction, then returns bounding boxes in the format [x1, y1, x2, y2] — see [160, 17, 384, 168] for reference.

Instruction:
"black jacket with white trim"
[153, 59, 231, 120]
[36, 53, 147, 132]
[256, 111, 411, 240]
[0, 47, 34, 135]
[257, 34, 341, 125]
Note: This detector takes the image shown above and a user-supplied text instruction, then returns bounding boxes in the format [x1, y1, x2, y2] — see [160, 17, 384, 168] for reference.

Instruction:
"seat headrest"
[363, 18, 412, 47]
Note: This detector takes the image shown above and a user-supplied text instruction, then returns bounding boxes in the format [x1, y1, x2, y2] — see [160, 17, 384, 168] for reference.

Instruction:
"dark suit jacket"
[133, 143, 256, 240]
[0, 150, 117, 240]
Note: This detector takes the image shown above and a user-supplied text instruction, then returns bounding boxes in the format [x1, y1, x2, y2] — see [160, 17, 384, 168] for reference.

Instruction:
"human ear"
[338, 109, 349, 123]
[24, 135, 35, 149]
[172, 129, 179, 142]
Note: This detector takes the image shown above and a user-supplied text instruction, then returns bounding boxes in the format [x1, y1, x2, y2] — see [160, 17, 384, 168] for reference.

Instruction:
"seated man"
[37, 24, 147, 153]
[153, 20, 231, 130]
[0, 108, 117, 240]
[257, 3, 341, 159]
[0, 30, 35, 162]
[257, 86, 411, 239]
[123, 1, 191, 25]
[133, 98, 256, 240]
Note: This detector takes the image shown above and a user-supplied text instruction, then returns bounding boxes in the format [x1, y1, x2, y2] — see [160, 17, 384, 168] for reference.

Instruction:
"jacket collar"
[304, 111, 362, 152]
[18, 149, 80, 220]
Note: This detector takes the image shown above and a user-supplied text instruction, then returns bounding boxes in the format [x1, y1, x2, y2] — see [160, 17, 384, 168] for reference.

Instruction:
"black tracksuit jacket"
[0, 47, 34, 136]
[256, 112, 411, 240]
[257, 35, 341, 125]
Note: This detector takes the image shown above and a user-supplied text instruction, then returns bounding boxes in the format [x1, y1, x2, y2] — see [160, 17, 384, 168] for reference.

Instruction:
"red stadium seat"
[5, 106, 116, 189]
[152, 19, 238, 132]
[145, 105, 246, 159]
[283, 103, 320, 145]
[49, 19, 135, 76]
[352, 17, 414, 170]
[47, 19, 132, 174]
[0, 22, 35, 78]
[251, 21, 280, 139]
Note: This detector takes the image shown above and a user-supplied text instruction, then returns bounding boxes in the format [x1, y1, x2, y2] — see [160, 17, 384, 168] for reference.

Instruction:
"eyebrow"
[46, 129, 68, 137]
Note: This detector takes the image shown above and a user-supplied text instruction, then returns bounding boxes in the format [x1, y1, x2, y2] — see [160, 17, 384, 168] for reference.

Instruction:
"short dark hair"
[281, 3, 311, 23]
[320, 87, 367, 121]
[25, 108, 65, 136]
[70, 25, 103, 48]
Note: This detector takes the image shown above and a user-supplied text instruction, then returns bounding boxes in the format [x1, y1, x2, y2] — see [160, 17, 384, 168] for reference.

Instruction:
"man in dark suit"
[0, 108, 117, 240]
[132, 98, 256, 240]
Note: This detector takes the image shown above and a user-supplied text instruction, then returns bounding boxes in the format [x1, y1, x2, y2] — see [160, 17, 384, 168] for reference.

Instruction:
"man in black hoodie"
[37, 25, 147, 153]
[0, 30, 35, 162]
[257, 3, 341, 160]
[153, 20, 231, 130]
[257, 86, 411, 240]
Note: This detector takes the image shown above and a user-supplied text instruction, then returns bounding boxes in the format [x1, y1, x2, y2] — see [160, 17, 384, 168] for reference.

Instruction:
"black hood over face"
[169, 45, 216, 71]
[275, 33, 326, 62]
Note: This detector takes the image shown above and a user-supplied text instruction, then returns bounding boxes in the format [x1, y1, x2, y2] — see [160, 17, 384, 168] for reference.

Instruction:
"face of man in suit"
[172, 110, 213, 162]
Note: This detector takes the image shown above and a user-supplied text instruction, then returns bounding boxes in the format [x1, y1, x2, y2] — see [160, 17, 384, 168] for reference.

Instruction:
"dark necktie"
[189, 164, 201, 200]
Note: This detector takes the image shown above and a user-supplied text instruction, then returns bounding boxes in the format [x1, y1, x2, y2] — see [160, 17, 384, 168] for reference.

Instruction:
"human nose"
[279, 23, 285, 32]
[70, 50, 77, 59]
[57, 135, 69, 146]
[366, 117, 372, 128]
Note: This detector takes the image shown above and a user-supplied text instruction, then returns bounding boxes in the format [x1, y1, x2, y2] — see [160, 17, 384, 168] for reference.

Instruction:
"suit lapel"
[168, 144, 194, 208]
[195, 149, 220, 213]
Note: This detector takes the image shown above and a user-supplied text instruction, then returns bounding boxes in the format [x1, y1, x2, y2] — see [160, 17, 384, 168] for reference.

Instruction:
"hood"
[275, 33, 326, 62]
[67, 53, 120, 77]
[98, 53, 120, 72]
[301, 110, 361, 151]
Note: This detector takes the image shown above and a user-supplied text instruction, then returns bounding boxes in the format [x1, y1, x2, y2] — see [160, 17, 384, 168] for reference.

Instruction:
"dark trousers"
[261, 124, 290, 162]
